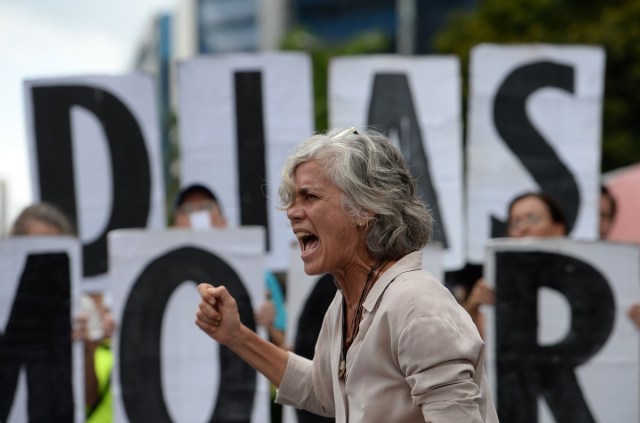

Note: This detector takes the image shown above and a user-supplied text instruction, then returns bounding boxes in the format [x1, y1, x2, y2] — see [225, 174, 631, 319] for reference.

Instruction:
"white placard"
[329, 55, 465, 271]
[177, 52, 315, 273]
[466, 44, 606, 263]
[24, 74, 167, 291]
[108, 228, 270, 423]
[484, 238, 640, 422]
[0, 237, 83, 423]
[422, 242, 444, 283]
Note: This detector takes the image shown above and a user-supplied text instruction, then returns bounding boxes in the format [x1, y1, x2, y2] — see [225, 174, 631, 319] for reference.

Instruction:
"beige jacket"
[276, 251, 498, 422]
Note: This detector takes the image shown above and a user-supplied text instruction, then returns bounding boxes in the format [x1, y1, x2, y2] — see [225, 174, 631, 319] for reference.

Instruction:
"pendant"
[338, 358, 346, 379]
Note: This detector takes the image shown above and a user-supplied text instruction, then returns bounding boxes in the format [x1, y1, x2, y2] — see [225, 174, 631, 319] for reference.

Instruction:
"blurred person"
[463, 192, 568, 338]
[11, 202, 114, 422]
[81, 294, 115, 423]
[607, 184, 640, 329]
[195, 128, 497, 422]
[595, 186, 640, 331]
[172, 183, 287, 348]
[10, 202, 74, 236]
[174, 183, 288, 422]
[503, 192, 568, 239]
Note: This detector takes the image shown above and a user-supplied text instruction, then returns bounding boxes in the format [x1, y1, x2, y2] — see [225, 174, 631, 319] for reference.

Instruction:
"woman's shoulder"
[380, 271, 482, 344]
[391, 268, 449, 295]
[382, 269, 463, 318]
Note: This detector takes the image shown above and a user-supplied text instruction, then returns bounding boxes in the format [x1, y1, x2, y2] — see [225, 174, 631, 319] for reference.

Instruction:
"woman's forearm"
[227, 324, 290, 386]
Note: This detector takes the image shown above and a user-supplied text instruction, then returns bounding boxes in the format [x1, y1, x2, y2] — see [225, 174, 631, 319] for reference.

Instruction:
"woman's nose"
[287, 201, 303, 220]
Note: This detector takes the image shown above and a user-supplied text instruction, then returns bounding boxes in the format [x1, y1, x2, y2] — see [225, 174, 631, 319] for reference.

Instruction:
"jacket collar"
[362, 251, 422, 313]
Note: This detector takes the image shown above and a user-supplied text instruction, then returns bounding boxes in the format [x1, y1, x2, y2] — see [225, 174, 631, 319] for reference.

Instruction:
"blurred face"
[173, 191, 227, 229]
[23, 218, 62, 235]
[599, 193, 614, 239]
[287, 160, 369, 279]
[507, 196, 565, 238]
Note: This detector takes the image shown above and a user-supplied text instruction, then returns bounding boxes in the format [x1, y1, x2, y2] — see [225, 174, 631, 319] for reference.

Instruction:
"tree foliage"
[434, 0, 640, 172]
[281, 28, 391, 131]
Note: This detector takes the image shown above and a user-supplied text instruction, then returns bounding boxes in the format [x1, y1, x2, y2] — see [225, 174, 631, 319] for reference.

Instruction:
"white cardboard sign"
[466, 44, 605, 262]
[177, 52, 315, 273]
[108, 228, 270, 423]
[329, 55, 465, 271]
[485, 238, 640, 422]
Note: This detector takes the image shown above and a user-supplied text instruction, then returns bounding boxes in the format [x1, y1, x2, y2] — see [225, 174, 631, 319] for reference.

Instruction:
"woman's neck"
[333, 261, 372, 305]
[334, 258, 396, 306]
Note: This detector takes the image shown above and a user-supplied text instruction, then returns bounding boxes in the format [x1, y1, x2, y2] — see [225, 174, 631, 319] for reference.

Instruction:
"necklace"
[338, 259, 387, 379]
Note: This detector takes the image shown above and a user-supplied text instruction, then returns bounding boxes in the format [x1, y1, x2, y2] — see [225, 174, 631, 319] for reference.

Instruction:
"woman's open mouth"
[296, 231, 319, 255]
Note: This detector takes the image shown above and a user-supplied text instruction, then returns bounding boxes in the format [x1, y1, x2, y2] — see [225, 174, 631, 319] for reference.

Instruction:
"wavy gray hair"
[279, 128, 433, 260]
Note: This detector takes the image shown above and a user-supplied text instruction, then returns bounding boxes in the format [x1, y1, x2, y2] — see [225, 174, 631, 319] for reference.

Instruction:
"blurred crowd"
[5, 177, 639, 422]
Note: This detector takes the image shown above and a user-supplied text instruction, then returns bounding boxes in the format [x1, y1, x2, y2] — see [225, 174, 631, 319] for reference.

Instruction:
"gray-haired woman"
[195, 128, 498, 422]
